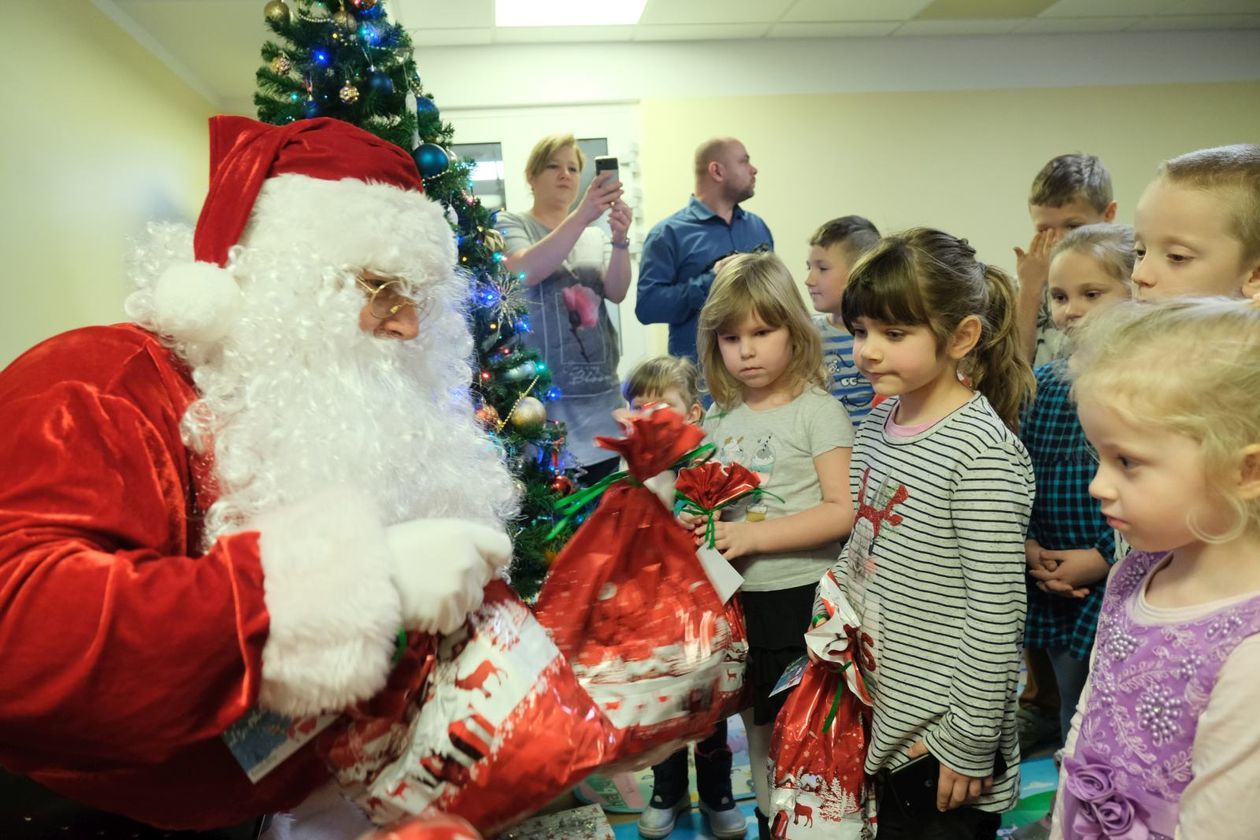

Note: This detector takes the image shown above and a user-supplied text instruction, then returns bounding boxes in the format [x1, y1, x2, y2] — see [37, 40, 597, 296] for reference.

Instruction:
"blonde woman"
[499, 133, 633, 484]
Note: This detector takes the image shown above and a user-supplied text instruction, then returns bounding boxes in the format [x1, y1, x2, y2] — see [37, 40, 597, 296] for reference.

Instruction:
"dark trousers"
[875, 801, 1001, 840]
[649, 718, 733, 807]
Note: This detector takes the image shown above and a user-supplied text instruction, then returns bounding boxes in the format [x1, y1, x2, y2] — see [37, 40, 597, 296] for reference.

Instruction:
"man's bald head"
[695, 137, 740, 180]
[694, 137, 757, 205]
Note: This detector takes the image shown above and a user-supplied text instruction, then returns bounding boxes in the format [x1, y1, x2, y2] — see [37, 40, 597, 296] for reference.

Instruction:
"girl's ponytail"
[972, 265, 1036, 433]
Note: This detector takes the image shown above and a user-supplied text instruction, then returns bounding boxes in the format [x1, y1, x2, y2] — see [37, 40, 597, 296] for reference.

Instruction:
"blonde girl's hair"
[697, 251, 826, 411]
[1051, 223, 1136, 288]
[840, 227, 1035, 432]
[525, 133, 585, 182]
[1072, 297, 1260, 542]
[622, 355, 701, 408]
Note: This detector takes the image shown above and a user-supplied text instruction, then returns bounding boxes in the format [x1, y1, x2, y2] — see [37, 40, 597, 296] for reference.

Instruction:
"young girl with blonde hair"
[829, 228, 1036, 839]
[1049, 297, 1260, 840]
[695, 251, 856, 838]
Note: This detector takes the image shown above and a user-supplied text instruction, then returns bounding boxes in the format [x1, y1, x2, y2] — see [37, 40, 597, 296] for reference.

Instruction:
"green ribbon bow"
[545, 442, 717, 540]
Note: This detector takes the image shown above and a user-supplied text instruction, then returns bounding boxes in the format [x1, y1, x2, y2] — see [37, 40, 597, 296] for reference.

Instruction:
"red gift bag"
[534, 408, 749, 753]
[318, 580, 623, 834]
[767, 570, 874, 839]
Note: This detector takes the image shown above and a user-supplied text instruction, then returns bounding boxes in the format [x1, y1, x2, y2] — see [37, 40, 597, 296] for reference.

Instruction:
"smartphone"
[594, 155, 619, 177]
[883, 751, 1009, 818]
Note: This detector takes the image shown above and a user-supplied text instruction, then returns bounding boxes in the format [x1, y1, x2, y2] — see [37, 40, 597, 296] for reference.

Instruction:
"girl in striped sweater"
[825, 228, 1036, 840]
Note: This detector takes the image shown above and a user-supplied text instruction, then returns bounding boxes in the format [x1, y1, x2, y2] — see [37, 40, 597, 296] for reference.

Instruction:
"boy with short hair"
[1010, 154, 1116, 768]
[1133, 143, 1260, 301]
[804, 215, 880, 426]
[1014, 154, 1117, 366]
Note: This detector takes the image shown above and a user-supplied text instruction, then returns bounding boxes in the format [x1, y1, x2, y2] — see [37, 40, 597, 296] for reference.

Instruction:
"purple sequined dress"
[1061, 550, 1260, 839]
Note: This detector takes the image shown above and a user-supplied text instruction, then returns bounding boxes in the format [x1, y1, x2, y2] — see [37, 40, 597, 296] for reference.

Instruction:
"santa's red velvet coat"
[0, 324, 361, 829]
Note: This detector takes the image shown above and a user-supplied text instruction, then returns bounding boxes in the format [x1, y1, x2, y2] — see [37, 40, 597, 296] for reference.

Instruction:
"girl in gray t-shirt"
[690, 251, 855, 831]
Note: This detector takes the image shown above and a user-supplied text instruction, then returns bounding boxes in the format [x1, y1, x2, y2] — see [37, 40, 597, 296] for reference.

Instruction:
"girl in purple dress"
[1052, 297, 1260, 839]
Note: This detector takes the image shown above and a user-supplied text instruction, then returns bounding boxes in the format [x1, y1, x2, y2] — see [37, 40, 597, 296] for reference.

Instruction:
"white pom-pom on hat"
[152, 261, 242, 343]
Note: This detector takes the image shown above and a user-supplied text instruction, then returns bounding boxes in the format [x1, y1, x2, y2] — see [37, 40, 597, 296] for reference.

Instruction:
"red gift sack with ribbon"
[317, 580, 623, 834]
[767, 569, 875, 839]
[533, 407, 749, 754]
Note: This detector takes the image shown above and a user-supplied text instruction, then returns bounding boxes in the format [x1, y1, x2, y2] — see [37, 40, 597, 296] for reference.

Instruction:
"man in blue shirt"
[636, 138, 774, 361]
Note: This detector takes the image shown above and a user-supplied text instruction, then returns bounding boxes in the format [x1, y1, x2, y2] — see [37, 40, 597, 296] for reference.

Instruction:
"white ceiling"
[100, 0, 1260, 107]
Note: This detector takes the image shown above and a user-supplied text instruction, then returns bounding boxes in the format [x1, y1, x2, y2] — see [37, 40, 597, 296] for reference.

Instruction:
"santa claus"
[0, 116, 517, 837]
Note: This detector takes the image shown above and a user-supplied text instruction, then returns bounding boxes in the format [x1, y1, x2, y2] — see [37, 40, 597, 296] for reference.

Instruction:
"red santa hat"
[153, 115, 448, 342]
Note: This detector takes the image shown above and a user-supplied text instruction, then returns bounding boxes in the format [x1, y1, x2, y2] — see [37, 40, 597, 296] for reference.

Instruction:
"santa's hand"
[385, 518, 512, 634]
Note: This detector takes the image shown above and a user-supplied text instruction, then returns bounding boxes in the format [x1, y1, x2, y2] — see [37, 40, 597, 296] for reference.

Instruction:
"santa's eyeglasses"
[355, 275, 419, 320]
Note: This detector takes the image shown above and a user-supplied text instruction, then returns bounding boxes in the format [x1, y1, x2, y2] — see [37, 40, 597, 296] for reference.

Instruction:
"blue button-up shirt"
[635, 196, 774, 361]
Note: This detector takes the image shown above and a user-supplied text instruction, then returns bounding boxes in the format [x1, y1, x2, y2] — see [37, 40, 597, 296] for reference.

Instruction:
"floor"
[562, 714, 1059, 839]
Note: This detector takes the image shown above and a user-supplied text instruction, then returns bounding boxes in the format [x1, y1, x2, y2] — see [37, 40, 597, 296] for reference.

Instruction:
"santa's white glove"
[384, 518, 512, 635]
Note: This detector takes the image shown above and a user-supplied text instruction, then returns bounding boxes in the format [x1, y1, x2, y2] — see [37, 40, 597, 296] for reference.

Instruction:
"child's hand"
[1013, 229, 1059, 296]
[906, 741, 994, 812]
[677, 511, 700, 531]
[1030, 547, 1109, 599]
[709, 520, 758, 560]
[1024, 538, 1054, 573]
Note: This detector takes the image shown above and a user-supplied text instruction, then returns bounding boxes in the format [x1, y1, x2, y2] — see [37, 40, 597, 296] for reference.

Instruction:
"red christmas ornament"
[549, 475, 574, 496]
[475, 403, 500, 429]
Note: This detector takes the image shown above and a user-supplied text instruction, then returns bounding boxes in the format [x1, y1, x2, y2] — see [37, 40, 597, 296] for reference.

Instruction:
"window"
[451, 142, 506, 210]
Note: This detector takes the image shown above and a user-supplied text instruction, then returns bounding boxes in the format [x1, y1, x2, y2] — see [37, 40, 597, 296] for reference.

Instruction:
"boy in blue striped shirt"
[804, 216, 881, 427]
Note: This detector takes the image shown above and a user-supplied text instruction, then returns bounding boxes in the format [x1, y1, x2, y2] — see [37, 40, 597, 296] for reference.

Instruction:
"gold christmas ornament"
[332, 8, 353, 28]
[482, 229, 506, 254]
[270, 54, 292, 74]
[307, 0, 331, 20]
[509, 396, 546, 429]
[339, 81, 360, 103]
[264, 0, 291, 25]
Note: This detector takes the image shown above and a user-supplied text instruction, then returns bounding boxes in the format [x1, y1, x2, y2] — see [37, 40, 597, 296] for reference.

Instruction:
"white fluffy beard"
[127, 224, 518, 548]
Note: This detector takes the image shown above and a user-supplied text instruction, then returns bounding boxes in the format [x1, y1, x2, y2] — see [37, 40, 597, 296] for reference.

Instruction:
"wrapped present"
[495, 803, 614, 840]
[675, 460, 774, 602]
[318, 580, 622, 835]
[534, 407, 749, 753]
[767, 570, 874, 840]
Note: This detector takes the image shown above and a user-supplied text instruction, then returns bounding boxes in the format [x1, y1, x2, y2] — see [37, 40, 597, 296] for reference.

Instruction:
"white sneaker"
[638, 797, 689, 839]
[700, 798, 748, 839]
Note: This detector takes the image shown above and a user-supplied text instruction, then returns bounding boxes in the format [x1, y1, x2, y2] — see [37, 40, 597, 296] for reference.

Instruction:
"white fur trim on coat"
[253, 486, 402, 717]
[152, 261, 242, 343]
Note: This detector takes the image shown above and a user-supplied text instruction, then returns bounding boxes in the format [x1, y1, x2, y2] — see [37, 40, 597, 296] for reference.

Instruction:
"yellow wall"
[0, 1, 214, 366]
[638, 81, 1260, 355]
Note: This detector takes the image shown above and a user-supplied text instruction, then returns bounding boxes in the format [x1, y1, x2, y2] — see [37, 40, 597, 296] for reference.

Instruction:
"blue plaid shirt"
[1019, 360, 1115, 660]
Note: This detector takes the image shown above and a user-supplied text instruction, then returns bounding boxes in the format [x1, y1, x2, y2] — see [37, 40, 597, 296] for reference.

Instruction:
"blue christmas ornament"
[303, 99, 320, 118]
[412, 142, 449, 178]
[415, 95, 438, 116]
[369, 72, 394, 94]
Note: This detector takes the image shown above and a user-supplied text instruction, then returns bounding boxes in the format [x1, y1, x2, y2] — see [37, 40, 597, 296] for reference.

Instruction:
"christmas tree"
[254, 0, 576, 597]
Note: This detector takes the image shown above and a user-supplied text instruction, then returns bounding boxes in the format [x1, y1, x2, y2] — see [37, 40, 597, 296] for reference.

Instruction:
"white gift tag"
[696, 544, 744, 603]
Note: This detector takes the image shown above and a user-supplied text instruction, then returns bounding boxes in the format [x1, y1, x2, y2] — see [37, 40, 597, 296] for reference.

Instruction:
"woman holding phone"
[499, 133, 633, 484]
